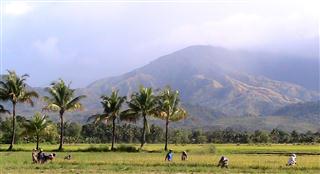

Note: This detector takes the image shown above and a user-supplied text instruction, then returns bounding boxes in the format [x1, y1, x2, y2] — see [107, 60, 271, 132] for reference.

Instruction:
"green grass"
[0, 143, 319, 173]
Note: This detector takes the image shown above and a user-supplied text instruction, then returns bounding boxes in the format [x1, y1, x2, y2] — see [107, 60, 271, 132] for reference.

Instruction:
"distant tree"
[222, 128, 236, 143]
[0, 71, 38, 150]
[121, 86, 158, 148]
[65, 122, 82, 138]
[0, 116, 27, 144]
[205, 130, 223, 143]
[170, 129, 190, 144]
[146, 124, 164, 143]
[43, 79, 86, 151]
[89, 90, 126, 150]
[300, 131, 315, 143]
[155, 87, 187, 150]
[119, 123, 136, 143]
[270, 129, 280, 143]
[251, 130, 270, 143]
[235, 131, 250, 143]
[290, 130, 300, 143]
[23, 112, 50, 149]
[190, 130, 207, 144]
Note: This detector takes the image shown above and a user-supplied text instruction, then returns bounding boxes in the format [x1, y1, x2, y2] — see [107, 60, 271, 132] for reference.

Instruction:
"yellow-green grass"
[1, 143, 319, 154]
[0, 151, 319, 174]
[0, 144, 319, 173]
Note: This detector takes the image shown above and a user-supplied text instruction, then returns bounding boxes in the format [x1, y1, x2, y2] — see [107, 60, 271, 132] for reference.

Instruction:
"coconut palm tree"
[43, 79, 86, 151]
[156, 87, 187, 151]
[24, 112, 50, 150]
[121, 86, 158, 148]
[0, 105, 9, 114]
[88, 90, 126, 150]
[0, 71, 38, 150]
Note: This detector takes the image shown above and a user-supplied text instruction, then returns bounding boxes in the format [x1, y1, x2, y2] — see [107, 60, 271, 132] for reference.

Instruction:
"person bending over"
[165, 149, 174, 162]
[217, 156, 229, 168]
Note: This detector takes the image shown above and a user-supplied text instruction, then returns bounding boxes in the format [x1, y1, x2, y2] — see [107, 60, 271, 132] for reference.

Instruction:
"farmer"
[287, 153, 297, 166]
[181, 151, 188, 161]
[37, 149, 45, 163]
[32, 149, 38, 163]
[165, 149, 174, 161]
[217, 156, 229, 168]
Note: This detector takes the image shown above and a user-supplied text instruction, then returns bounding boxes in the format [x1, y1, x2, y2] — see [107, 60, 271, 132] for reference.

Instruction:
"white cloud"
[5, 2, 33, 16]
[155, 12, 318, 50]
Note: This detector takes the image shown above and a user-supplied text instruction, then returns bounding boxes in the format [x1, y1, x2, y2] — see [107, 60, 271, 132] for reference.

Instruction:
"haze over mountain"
[1, 46, 319, 131]
[87, 45, 319, 115]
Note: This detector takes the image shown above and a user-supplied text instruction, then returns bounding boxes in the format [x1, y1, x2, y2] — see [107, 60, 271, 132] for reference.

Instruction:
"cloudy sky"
[1, 0, 319, 87]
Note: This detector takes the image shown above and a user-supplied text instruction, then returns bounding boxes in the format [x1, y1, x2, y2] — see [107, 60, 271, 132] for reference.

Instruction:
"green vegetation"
[0, 71, 39, 150]
[43, 79, 86, 151]
[89, 90, 126, 150]
[121, 86, 159, 148]
[155, 87, 187, 151]
[23, 112, 51, 150]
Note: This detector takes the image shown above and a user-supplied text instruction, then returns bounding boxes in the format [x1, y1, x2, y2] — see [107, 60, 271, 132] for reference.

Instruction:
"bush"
[116, 145, 138, 152]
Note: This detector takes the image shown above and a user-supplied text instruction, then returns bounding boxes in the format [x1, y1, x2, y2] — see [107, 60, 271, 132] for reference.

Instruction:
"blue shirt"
[167, 152, 173, 161]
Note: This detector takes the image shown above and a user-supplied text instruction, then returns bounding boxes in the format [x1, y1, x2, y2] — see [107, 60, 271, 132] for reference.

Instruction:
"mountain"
[87, 46, 319, 116]
[272, 101, 320, 123]
[1, 45, 319, 131]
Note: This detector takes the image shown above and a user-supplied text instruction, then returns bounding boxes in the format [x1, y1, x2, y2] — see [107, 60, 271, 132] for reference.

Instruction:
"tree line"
[1, 119, 319, 146]
[0, 70, 186, 151]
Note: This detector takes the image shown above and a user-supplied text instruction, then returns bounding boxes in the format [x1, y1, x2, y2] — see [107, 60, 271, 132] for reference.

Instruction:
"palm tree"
[43, 79, 86, 151]
[156, 87, 187, 151]
[24, 112, 50, 150]
[0, 71, 38, 150]
[89, 90, 126, 150]
[121, 86, 158, 148]
[0, 105, 9, 114]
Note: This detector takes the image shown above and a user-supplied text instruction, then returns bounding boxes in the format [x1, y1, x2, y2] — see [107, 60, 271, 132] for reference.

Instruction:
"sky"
[1, 0, 319, 87]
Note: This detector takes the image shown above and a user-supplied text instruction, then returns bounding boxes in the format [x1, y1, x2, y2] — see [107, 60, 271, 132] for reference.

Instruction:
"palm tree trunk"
[164, 117, 169, 151]
[8, 102, 16, 151]
[111, 117, 116, 151]
[36, 133, 39, 150]
[140, 114, 147, 148]
[58, 110, 64, 151]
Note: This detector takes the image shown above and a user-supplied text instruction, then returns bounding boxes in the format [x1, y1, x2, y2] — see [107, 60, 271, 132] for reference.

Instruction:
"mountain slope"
[272, 101, 320, 123]
[87, 46, 319, 116]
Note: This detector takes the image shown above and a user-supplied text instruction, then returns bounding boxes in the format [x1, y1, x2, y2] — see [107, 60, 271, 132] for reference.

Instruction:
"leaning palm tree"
[88, 90, 126, 150]
[156, 87, 187, 151]
[23, 112, 50, 150]
[121, 86, 158, 148]
[0, 70, 38, 150]
[43, 79, 86, 151]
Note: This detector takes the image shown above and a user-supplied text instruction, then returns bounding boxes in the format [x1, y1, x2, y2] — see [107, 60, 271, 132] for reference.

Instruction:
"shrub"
[116, 145, 138, 152]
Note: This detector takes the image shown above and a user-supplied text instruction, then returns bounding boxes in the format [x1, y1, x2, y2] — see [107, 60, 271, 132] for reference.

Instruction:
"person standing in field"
[181, 151, 188, 161]
[217, 156, 229, 168]
[165, 149, 174, 161]
[32, 149, 38, 163]
[287, 153, 297, 166]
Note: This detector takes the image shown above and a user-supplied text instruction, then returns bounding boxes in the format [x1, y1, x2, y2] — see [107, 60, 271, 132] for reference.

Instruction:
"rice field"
[0, 144, 319, 174]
